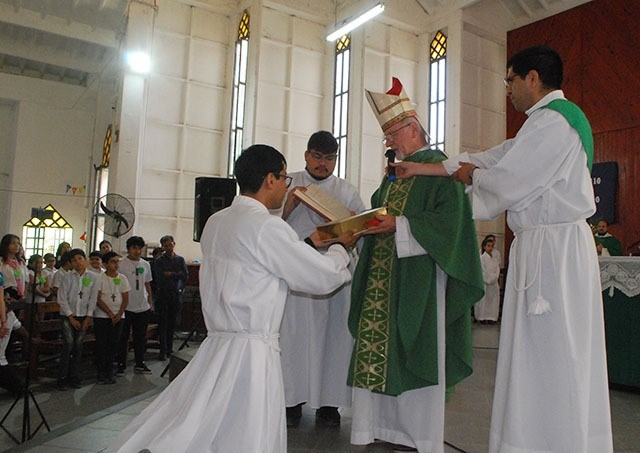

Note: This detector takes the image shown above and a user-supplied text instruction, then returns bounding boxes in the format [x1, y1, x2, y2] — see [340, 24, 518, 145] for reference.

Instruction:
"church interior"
[0, 0, 639, 451]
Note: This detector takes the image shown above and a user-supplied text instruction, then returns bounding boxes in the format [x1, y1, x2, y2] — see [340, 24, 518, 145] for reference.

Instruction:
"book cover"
[293, 184, 352, 221]
[316, 207, 388, 240]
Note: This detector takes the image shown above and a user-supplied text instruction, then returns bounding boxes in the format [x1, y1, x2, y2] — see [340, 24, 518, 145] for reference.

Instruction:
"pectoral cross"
[136, 278, 139, 291]
[111, 293, 116, 302]
[78, 291, 83, 299]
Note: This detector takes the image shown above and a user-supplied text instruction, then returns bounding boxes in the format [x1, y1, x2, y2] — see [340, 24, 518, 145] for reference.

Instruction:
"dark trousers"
[157, 292, 181, 355]
[94, 318, 123, 380]
[117, 310, 150, 367]
[59, 316, 87, 380]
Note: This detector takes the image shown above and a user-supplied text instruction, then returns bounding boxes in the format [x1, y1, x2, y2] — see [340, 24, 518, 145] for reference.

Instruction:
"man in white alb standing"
[279, 131, 365, 427]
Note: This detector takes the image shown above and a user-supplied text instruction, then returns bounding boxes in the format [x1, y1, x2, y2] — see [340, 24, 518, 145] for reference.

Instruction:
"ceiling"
[416, 0, 587, 19]
[0, 0, 591, 91]
[0, 0, 129, 87]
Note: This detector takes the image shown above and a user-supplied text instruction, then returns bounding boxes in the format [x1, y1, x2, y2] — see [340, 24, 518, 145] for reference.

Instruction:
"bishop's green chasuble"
[594, 235, 623, 256]
[348, 148, 484, 396]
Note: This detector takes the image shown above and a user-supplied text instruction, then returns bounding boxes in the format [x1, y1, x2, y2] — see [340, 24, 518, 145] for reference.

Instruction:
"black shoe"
[134, 364, 153, 375]
[286, 403, 304, 428]
[97, 376, 107, 385]
[316, 406, 340, 427]
[68, 377, 82, 389]
[56, 378, 68, 390]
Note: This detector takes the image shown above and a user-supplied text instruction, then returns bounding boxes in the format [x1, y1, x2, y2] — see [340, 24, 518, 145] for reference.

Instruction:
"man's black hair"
[58, 251, 72, 267]
[507, 45, 563, 90]
[126, 236, 146, 250]
[102, 251, 120, 263]
[89, 250, 103, 259]
[160, 235, 174, 245]
[307, 131, 338, 155]
[68, 248, 86, 260]
[234, 144, 287, 194]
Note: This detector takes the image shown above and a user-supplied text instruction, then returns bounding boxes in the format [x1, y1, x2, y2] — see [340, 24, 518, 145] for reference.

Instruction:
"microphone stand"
[0, 276, 51, 443]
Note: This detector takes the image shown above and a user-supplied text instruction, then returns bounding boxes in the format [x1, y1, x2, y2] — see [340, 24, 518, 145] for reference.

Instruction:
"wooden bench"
[25, 302, 158, 377]
[26, 302, 96, 379]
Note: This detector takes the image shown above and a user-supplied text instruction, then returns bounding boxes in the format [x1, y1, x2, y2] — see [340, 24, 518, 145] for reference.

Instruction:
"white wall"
[113, 0, 234, 260]
[8, 96, 95, 245]
[0, 100, 18, 235]
[460, 18, 508, 262]
[0, 43, 121, 252]
[254, 5, 332, 173]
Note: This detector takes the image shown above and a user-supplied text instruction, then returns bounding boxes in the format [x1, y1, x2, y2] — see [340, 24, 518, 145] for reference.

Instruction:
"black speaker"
[194, 177, 236, 242]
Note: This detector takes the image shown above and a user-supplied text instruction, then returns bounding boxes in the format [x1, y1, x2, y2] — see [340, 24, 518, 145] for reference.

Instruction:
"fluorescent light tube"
[326, 3, 384, 42]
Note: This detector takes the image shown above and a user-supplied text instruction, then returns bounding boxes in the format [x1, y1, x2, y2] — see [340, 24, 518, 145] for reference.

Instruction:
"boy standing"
[56, 249, 100, 389]
[95, 252, 130, 384]
[116, 236, 154, 375]
[88, 251, 104, 274]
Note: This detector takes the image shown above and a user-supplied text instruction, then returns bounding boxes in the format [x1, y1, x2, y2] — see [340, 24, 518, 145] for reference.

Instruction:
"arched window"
[91, 123, 112, 250]
[429, 31, 446, 152]
[228, 10, 250, 175]
[22, 204, 73, 257]
[332, 34, 350, 178]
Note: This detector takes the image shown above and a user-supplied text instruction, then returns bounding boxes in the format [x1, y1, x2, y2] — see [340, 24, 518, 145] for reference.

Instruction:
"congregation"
[0, 233, 187, 395]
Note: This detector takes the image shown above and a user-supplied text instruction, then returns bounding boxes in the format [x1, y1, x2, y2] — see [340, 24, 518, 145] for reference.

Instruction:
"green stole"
[347, 148, 484, 396]
[543, 99, 594, 172]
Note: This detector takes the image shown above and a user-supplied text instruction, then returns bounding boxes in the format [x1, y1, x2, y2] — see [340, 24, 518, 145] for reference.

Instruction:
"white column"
[110, 1, 155, 230]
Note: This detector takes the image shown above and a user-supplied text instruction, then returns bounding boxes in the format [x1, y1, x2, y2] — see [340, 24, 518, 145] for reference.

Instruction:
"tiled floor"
[3, 325, 640, 453]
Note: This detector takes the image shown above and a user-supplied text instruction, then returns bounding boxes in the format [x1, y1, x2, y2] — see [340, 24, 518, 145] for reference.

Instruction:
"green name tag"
[82, 277, 92, 286]
[113, 278, 121, 285]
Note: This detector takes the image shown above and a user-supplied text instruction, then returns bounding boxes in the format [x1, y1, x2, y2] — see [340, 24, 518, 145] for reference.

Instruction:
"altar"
[599, 257, 640, 389]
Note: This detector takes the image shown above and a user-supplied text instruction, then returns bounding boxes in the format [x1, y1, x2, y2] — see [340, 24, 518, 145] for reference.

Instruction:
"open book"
[316, 207, 388, 240]
[293, 184, 353, 221]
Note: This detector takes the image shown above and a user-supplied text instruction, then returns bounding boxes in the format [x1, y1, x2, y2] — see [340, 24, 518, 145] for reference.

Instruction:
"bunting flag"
[80, 232, 87, 242]
[65, 185, 87, 195]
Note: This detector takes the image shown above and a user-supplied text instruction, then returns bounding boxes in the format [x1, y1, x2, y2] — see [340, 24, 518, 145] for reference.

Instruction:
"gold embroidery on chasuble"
[352, 177, 415, 392]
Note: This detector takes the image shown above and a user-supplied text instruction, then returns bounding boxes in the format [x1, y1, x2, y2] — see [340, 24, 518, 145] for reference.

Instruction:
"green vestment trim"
[348, 149, 484, 396]
[543, 99, 594, 172]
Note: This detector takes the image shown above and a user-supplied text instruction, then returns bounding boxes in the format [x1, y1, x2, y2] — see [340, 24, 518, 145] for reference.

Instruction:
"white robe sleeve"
[57, 274, 72, 317]
[468, 109, 584, 220]
[256, 217, 351, 296]
[442, 139, 516, 175]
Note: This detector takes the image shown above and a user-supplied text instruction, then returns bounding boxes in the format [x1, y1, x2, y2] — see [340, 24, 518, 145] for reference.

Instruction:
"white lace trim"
[599, 257, 640, 298]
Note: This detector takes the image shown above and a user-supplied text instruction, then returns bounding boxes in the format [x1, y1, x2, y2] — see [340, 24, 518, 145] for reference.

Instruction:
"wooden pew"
[26, 302, 95, 379]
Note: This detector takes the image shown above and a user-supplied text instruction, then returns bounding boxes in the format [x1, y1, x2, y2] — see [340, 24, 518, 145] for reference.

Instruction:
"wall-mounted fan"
[94, 193, 135, 238]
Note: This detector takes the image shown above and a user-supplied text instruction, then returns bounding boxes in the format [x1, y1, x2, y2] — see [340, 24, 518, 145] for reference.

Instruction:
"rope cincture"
[512, 220, 583, 316]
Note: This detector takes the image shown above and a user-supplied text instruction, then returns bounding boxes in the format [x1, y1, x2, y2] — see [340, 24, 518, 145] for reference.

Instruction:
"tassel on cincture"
[527, 295, 551, 316]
